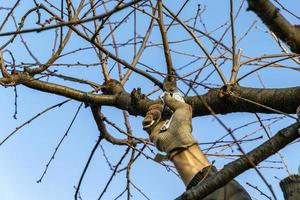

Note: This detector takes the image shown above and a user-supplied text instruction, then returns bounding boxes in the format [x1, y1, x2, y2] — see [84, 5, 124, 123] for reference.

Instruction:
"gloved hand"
[142, 93, 197, 157]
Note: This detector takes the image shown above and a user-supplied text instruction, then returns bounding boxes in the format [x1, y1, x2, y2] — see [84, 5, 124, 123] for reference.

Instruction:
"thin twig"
[0, 100, 70, 146]
[37, 103, 83, 183]
[158, 0, 174, 76]
[74, 134, 103, 200]
[229, 48, 242, 83]
[230, 0, 236, 77]
[163, 4, 227, 85]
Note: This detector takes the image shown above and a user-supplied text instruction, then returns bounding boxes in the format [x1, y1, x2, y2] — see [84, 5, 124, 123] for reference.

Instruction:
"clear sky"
[1, 0, 300, 200]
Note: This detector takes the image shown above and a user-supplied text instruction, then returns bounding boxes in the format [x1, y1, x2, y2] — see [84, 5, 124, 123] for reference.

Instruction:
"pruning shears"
[143, 76, 184, 131]
[158, 90, 185, 131]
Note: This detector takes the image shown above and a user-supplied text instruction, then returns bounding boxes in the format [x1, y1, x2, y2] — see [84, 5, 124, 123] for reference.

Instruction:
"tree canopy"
[0, 0, 300, 199]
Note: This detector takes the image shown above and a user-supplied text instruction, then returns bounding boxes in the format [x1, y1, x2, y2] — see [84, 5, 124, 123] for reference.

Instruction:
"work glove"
[142, 93, 197, 157]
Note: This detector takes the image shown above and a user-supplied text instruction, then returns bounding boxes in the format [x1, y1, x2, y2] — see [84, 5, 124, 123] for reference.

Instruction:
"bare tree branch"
[247, 0, 300, 53]
[177, 121, 300, 200]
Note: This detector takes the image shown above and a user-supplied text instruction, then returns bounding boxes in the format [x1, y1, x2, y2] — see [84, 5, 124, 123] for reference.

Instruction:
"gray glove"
[143, 93, 197, 155]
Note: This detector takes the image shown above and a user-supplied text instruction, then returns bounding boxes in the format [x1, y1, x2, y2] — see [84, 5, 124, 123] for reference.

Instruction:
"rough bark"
[2, 73, 300, 117]
[176, 122, 300, 200]
[186, 86, 300, 116]
[20, 78, 300, 117]
[247, 0, 300, 53]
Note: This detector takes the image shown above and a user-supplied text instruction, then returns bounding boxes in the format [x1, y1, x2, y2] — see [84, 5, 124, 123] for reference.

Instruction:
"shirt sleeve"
[186, 165, 252, 200]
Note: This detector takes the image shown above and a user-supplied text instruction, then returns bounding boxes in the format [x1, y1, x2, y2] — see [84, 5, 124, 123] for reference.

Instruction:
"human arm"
[171, 145, 210, 185]
[143, 93, 251, 199]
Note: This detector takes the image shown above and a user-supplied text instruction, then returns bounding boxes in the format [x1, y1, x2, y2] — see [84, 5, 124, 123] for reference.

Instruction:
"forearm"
[171, 145, 210, 185]
[142, 95, 251, 199]
[172, 145, 252, 200]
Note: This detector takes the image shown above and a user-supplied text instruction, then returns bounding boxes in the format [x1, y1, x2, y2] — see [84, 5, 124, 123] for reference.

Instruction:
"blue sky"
[1, 0, 300, 200]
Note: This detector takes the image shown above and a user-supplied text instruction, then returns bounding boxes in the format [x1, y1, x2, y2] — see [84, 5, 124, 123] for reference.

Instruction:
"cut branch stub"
[130, 88, 154, 116]
[101, 80, 154, 116]
[3, 72, 300, 118]
[101, 79, 125, 95]
[163, 74, 177, 93]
